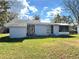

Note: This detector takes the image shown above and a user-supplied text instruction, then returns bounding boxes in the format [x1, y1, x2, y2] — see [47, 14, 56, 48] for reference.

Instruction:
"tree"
[54, 14, 60, 23]
[52, 14, 66, 23]
[63, 0, 79, 24]
[7, 12, 18, 22]
[52, 14, 73, 23]
[33, 15, 40, 20]
[0, 0, 18, 27]
[0, 0, 18, 33]
[0, 0, 10, 26]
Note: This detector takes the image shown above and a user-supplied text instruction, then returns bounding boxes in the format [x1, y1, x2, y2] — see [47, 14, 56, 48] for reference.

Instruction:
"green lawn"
[0, 34, 79, 59]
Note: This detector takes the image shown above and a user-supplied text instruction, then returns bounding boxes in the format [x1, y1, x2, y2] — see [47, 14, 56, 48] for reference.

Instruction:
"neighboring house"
[6, 19, 70, 38]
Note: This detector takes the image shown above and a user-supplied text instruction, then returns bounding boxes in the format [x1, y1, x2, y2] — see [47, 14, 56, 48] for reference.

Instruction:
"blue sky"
[29, 0, 62, 8]
[10, 0, 70, 22]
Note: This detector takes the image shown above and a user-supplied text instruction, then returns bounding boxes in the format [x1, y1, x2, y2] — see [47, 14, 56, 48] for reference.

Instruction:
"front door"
[51, 25, 53, 34]
[27, 24, 35, 36]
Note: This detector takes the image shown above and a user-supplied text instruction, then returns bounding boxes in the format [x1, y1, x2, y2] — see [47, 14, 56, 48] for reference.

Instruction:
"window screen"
[59, 26, 69, 32]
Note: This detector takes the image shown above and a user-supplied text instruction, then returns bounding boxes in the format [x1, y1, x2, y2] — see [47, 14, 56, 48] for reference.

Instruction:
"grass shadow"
[0, 35, 76, 42]
[0, 36, 25, 42]
[51, 35, 76, 38]
[26, 35, 76, 39]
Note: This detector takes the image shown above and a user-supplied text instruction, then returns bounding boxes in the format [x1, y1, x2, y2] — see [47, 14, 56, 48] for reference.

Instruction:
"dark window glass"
[51, 26, 53, 34]
[59, 26, 69, 32]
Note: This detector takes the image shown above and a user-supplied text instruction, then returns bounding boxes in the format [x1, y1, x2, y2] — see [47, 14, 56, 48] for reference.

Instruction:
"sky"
[10, 0, 70, 22]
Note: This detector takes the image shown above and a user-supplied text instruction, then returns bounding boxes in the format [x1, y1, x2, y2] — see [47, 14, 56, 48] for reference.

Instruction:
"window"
[59, 26, 69, 32]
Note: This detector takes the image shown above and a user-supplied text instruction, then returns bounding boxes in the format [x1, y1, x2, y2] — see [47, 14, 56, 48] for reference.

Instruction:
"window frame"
[59, 26, 69, 32]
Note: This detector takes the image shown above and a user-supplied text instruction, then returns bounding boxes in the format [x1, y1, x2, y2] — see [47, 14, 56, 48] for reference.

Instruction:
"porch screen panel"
[59, 26, 69, 32]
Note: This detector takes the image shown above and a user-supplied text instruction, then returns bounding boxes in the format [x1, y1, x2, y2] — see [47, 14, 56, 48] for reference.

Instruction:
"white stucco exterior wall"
[35, 25, 69, 36]
[35, 25, 51, 36]
[77, 25, 79, 34]
[9, 27, 27, 38]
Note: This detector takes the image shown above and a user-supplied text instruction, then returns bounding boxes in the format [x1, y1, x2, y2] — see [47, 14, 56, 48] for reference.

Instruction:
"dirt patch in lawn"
[64, 40, 79, 47]
[42, 42, 58, 48]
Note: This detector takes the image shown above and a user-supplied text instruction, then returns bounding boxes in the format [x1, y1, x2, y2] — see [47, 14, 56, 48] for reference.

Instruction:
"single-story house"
[6, 19, 71, 38]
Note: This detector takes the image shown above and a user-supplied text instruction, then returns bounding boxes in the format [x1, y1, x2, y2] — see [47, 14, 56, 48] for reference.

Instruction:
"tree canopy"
[0, 0, 17, 26]
[0, 0, 10, 26]
[52, 14, 73, 24]
[63, 0, 79, 24]
[33, 15, 40, 20]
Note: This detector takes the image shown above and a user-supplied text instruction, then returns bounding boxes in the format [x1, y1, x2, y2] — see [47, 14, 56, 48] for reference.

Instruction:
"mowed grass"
[0, 34, 79, 59]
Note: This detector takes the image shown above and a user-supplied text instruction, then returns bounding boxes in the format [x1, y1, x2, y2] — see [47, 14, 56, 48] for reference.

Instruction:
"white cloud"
[52, 7, 62, 15]
[8, 0, 38, 19]
[19, 0, 38, 19]
[29, 6, 38, 13]
[28, 16, 34, 20]
[41, 7, 62, 23]
[40, 7, 48, 16]
[47, 7, 62, 17]
[41, 18, 50, 23]
[43, 7, 48, 10]
[21, 15, 34, 20]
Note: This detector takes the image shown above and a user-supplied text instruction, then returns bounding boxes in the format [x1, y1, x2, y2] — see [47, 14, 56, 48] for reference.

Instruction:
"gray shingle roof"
[5, 20, 27, 27]
[5, 19, 71, 27]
